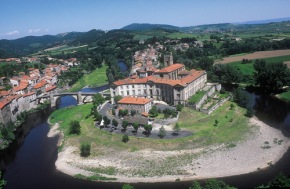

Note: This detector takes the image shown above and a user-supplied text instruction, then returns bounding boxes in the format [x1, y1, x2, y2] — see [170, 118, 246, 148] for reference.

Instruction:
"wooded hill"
[1, 19, 290, 58]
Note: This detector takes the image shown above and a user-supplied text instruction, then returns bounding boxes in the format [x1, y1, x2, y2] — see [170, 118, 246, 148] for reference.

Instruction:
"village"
[0, 57, 80, 126]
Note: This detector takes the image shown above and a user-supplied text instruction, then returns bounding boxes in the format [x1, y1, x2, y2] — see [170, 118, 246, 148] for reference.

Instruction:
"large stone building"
[110, 63, 207, 105]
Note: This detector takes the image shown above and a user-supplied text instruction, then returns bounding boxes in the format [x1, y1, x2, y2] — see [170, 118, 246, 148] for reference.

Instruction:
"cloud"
[6, 30, 19, 35]
[28, 28, 41, 33]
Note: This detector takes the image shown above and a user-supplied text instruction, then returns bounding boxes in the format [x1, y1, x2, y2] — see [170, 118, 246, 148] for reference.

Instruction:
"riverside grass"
[50, 102, 254, 180]
[68, 65, 108, 92]
[49, 101, 251, 152]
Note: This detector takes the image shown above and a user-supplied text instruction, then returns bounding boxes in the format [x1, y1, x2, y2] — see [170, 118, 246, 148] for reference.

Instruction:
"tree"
[114, 95, 123, 103]
[119, 109, 129, 117]
[80, 143, 91, 157]
[269, 172, 290, 188]
[230, 103, 235, 110]
[163, 108, 174, 118]
[122, 134, 129, 143]
[189, 181, 202, 189]
[245, 107, 254, 117]
[112, 119, 118, 128]
[69, 120, 81, 135]
[254, 60, 290, 92]
[122, 184, 135, 189]
[214, 119, 219, 126]
[143, 124, 153, 134]
[211, 64, 242, 84]
[176, 104, 183, 111]
[149, 106, 158, 117]
[233, 87, 249, 108]
[158, 126, 166, 138]
[205, 179, 236, 189]
[130, 109, 136, 116]
[0, 172, 6, 189]
[93, 93, 105, 107]
[93, 111, 102, 123]
[122, 120, 129, 130]
[173, 123, 181, 134]
[103, 116, 111, 127]
[133, 122, 139, 133]
[198, 57, 214, 71]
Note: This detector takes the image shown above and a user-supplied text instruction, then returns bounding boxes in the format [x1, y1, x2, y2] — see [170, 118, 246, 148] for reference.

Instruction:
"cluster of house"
[111, 53, 207, 117]
[131, 45, 160, 75]
[0, 63, 69, 126]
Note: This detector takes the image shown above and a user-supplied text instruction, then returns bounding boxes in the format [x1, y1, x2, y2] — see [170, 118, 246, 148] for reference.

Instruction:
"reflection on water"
[249, 91, 290, 137]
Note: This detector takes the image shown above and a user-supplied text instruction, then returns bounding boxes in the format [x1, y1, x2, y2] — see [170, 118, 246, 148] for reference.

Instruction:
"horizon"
[1, 0, 290, 40]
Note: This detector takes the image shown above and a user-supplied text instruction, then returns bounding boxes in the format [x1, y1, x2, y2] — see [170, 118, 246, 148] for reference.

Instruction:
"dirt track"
[216, 49, 290, 64]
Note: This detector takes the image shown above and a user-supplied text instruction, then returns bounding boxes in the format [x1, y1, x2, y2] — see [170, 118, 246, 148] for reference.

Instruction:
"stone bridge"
[37, 91, 109, 107]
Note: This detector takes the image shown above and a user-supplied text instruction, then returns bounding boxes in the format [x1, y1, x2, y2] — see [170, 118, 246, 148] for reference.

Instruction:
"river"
[1, 87, 290, 189]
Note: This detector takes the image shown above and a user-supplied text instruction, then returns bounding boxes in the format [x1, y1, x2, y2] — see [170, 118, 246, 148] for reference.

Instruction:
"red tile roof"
[118, 96, 152, 105]
[13, 83, 28, 92]
[0, 96, 14, 109]
[34, 80, 47, 89]
[112, 70, 205, 87]
[155, 63, 184, 73]
[23, 92, 36, 97]
[46, 85, 57, 92]
[0, 90, 10, 96]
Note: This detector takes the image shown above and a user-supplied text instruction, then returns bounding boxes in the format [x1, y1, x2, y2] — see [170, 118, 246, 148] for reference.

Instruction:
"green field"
[166, 32, 198, 39]
[68, 65, 108, 92]
[31, 45, 88, 56]
[133, 34, 153, 41]
[228, 55, 290, 76]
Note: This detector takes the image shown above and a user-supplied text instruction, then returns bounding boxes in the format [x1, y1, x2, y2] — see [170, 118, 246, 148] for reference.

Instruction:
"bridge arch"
[37, 92, 97, 107]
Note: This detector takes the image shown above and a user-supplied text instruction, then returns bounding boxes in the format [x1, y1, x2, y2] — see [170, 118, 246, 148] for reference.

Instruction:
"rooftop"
[155, 63, 184, 73]
[118, 96, 152, 105]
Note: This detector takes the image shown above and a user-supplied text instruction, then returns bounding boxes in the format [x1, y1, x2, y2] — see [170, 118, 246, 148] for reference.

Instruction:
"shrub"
[80, 143, 91, 157]
[122, 134, 129, 143]
[122, 184, 134, 189]
[176, 104, 183, 111]
[69, 120, 81, 135]
[158, 126, 166, 138]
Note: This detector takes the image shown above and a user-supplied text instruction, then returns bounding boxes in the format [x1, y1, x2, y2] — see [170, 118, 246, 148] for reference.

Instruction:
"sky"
[1, 0, 290, 40]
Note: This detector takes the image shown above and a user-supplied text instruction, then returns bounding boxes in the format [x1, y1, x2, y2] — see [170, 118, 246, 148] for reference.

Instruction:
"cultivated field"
[216, 49, 290, 64]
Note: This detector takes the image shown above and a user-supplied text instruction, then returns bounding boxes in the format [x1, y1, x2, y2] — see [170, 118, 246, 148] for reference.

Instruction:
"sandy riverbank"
[53, 116, 290, 183]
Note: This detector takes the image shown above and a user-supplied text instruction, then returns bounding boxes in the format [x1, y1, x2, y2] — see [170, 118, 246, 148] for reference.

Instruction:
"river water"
[1, 87, 290, 189]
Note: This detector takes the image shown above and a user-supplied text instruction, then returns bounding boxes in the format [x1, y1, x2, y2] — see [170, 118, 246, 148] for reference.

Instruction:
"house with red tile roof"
[110, 63, 207, 105]
[33, 80, 47, 95]
[117, 96, 153, 114]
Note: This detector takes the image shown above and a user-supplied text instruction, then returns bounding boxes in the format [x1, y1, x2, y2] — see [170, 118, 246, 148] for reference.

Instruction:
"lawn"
[68, 65, 108, 92]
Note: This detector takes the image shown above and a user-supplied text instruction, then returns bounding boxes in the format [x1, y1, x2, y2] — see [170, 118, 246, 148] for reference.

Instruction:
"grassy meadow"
[68, 65, 108, 92]
[228, 55, 290, 76]
[49, 100, 251, 153]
